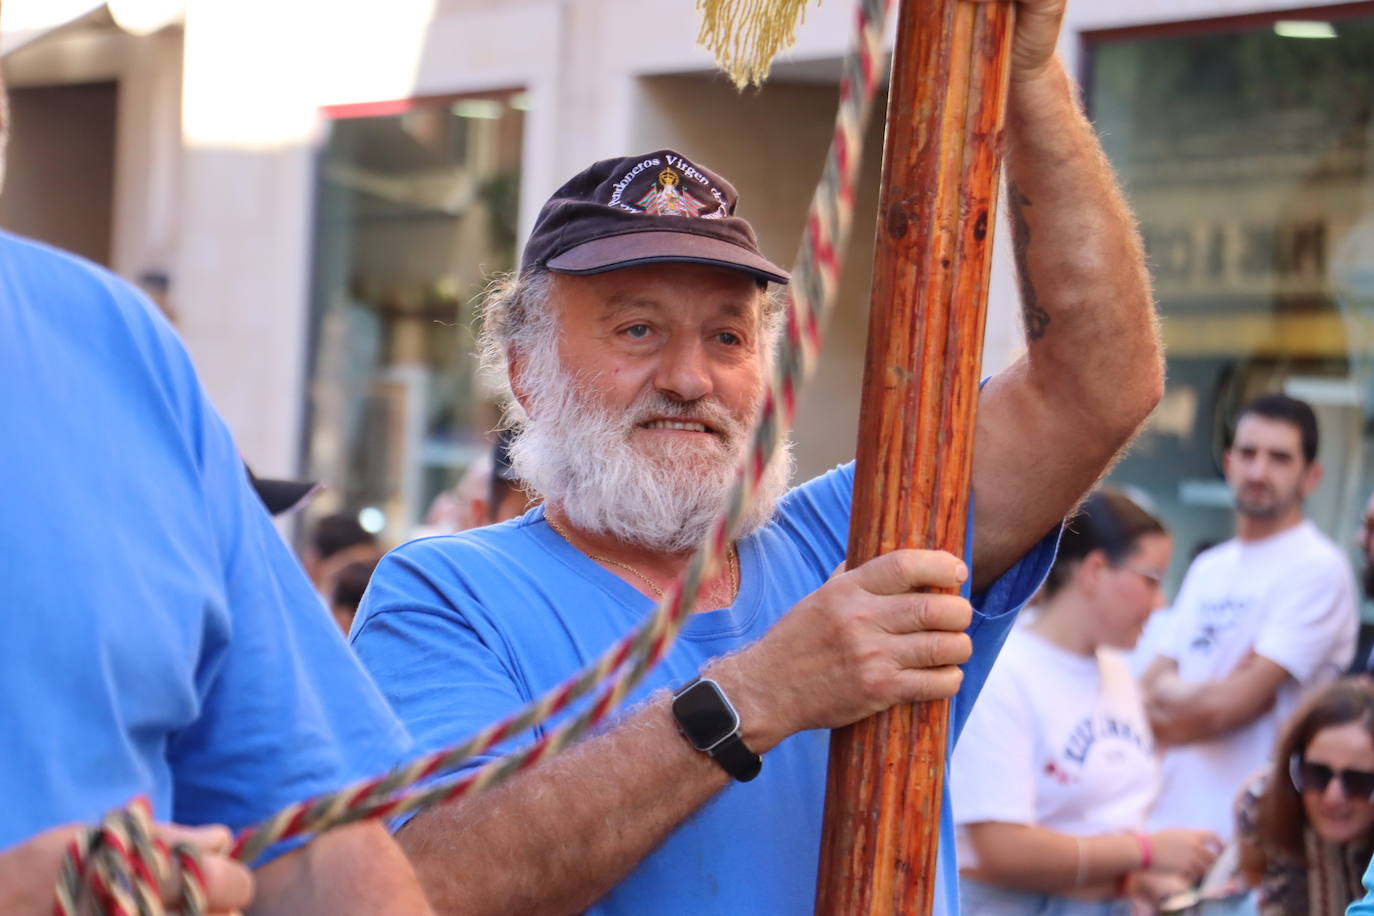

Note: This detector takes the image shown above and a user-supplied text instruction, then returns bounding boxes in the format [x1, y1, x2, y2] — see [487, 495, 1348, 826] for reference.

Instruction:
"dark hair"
[312, 513, 376, 560]
[1244, 677, 1374, 871]
[1235, 394, 1319, 464]
[330, 558, 380, 612]
[488, 428, 521, 523]
[1040, 489, 1166, 598]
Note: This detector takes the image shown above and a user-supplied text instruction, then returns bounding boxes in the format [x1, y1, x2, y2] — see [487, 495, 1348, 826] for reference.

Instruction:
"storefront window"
[1087, 9, 1374, 601]
[303, 92, 524, 544]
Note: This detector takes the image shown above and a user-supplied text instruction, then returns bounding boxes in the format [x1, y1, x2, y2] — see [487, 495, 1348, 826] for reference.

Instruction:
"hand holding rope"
[54, 799, 209, 916]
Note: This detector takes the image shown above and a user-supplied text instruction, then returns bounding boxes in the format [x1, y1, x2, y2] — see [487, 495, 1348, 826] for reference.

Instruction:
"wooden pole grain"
[813, 2, 1016, 913]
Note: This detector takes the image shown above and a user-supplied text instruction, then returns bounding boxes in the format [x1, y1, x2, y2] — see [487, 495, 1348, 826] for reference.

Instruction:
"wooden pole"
[813, 1, 1015, 913]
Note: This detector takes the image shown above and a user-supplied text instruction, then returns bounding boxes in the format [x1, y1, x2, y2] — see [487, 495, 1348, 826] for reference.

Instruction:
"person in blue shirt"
[350, 0, 1161, 913]
[1350, 853, 1374, 916]
[0, 231, 433, 910]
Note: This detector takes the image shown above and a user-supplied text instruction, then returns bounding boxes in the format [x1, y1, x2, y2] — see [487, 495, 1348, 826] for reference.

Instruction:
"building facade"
[3, 0, 1373, 593]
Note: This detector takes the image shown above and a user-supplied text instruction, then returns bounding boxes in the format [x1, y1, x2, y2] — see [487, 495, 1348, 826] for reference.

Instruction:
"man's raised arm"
[968, 0, 1164, 588]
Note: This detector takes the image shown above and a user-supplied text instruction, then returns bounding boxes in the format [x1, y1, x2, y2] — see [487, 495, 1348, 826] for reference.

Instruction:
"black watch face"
[673, 680, 738, 750]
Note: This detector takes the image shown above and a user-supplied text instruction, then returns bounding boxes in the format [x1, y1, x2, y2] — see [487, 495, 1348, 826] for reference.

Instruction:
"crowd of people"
[952, 394, 1372, 915]
[291, 430, 531, 634]
[10, 0, 1374, 913]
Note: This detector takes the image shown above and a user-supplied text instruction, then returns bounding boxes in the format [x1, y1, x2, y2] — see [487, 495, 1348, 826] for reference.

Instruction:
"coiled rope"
[55, 0, 890, 909]
[54, 798, 206, 916]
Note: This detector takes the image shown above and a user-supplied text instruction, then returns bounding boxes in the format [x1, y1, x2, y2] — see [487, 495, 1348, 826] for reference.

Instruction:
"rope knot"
[55, 797, 206, 916]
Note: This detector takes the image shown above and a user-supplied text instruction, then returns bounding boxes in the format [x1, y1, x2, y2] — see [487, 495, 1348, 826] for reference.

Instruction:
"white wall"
[110, 28, 182, 285]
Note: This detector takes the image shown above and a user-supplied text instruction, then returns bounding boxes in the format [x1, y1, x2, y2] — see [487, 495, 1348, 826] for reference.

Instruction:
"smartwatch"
[671, 677, 762, 782]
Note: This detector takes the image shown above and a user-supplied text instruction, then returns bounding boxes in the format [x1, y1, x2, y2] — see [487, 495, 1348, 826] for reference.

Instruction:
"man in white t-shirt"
[1143, 394, 1358, 840]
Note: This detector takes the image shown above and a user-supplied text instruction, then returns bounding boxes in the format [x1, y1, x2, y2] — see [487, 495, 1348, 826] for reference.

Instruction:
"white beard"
[508, 338, 793, 554]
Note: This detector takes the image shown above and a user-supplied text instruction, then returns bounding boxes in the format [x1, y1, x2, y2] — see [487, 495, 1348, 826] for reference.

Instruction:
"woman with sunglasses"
[1238, 677, 1374, 914]
[952, 489, 1221, 915]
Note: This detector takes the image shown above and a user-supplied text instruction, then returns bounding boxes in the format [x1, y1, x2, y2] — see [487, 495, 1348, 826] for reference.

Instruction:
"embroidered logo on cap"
[605, 154, 729, 220]
[637, 168, 707, 217]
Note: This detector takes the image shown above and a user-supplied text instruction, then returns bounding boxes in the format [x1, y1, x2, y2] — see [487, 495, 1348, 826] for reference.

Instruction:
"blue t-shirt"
[1350, 856, 1374, 916]
[0, 231, 411, 856]
[354, 463, 1057, 914]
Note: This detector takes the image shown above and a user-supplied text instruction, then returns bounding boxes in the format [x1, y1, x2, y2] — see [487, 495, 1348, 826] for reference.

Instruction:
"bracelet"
[1135, 831, 1152, 871]
[1073, 836, 1089, 889]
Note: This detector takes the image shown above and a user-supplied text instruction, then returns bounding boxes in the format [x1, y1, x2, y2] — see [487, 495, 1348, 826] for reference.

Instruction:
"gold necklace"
[545, 514, 738, 602]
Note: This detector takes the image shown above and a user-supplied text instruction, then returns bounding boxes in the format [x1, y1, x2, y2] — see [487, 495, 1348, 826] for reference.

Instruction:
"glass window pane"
[303, 93, 524, 544]
[1089, 15, 1374, 600]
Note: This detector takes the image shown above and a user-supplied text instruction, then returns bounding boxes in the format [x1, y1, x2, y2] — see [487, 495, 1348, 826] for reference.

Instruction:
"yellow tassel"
[696, 0, 819, 89]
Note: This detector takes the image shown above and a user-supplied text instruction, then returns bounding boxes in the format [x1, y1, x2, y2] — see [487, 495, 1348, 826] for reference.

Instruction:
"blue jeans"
[960, 879, 1134, 916]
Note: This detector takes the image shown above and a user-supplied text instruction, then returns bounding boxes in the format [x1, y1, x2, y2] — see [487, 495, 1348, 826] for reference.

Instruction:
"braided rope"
[57, 0, 891, 910]
[54, 797, 205, 916]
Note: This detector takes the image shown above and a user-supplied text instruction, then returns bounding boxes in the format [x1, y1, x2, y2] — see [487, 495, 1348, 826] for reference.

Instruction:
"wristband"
[1136, 831, 1152, 871]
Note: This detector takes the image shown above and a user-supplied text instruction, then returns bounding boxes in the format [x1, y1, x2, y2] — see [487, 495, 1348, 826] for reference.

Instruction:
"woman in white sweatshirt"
[952, 489, 1221, 915]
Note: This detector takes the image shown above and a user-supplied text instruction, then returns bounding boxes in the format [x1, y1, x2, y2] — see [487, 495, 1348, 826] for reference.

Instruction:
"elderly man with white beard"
[351, 2, 1162, 912]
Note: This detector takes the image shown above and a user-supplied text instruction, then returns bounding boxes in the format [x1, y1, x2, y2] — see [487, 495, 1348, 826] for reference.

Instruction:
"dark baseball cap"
[520, 149, 789, 285]
[245, 463, 322, 517]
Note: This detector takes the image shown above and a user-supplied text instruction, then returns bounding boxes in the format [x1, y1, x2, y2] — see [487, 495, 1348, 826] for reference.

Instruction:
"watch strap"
[708, 732, 762, 782]
[672, 677, 763, 783]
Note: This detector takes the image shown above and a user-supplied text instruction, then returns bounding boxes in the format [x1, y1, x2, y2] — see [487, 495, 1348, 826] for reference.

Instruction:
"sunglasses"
[1289, 754, 1374, 800]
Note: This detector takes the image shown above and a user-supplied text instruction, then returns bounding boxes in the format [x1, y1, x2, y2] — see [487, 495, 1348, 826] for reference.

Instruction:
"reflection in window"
[304, 92, 524, 544]
[1088, 15, 1374, 596]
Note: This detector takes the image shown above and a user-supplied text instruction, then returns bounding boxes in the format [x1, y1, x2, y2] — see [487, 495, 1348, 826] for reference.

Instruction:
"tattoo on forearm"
[1008, 183, 1050, 342]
